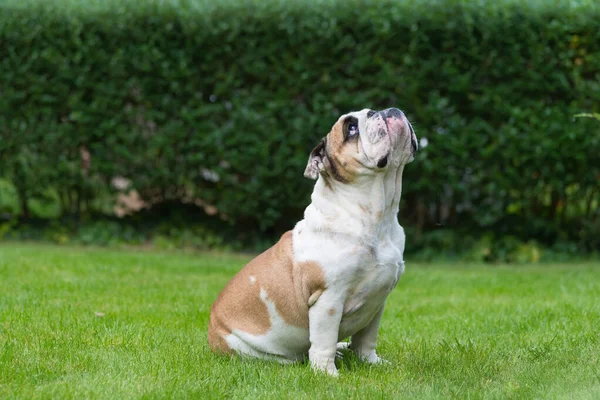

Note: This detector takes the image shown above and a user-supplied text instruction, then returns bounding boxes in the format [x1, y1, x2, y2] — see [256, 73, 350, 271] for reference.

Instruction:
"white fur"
[294, 164, 407, 374]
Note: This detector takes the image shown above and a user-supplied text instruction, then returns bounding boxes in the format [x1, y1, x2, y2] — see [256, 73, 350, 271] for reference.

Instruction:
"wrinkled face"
[304, 108, 417, 183]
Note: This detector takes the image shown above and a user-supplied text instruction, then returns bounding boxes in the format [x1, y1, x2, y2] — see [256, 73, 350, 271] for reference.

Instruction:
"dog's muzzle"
[371, 108, 418, 156]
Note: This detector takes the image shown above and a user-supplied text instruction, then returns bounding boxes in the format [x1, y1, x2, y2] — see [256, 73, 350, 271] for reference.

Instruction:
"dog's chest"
[338, 237, 404, 337]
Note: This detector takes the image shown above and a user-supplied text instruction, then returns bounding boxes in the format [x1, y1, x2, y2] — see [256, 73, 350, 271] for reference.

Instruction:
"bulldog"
[208, 108, 417, 376]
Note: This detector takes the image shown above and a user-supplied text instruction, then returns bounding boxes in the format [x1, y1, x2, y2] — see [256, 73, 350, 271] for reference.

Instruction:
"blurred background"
[0, 0, 598, 262]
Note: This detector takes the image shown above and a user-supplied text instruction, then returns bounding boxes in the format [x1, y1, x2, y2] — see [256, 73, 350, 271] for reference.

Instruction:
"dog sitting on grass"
[209, 108, 417, 376]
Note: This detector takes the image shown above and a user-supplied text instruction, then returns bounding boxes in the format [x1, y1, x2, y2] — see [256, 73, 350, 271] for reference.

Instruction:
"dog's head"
[304, 108, 417, 182]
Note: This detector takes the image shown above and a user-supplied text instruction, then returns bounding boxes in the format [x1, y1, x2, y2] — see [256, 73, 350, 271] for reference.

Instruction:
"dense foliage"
[1, 0, 599, 255]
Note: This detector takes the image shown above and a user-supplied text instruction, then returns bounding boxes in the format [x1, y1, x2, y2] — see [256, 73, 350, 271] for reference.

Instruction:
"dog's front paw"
[310, 346, 339, 376]
[368, 354, 390, 365]
[359, 350, 389, 365]
[310, 358, 339, 377]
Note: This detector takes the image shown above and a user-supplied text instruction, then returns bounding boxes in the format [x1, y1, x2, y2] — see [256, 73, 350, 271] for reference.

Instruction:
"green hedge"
[1, 0, 599, 251]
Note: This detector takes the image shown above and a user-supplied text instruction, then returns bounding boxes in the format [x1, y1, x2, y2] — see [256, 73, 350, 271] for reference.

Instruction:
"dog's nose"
[382, 108, 404, 119]
[376, 108, 405, 138]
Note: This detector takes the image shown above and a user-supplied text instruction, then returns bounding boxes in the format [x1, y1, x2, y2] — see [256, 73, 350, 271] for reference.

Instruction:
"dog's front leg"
[308, 291, 343, 377]
[349, 304, 387, 364]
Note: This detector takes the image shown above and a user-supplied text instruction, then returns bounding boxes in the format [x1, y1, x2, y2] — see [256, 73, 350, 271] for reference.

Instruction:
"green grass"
[1, 243, 599, 399]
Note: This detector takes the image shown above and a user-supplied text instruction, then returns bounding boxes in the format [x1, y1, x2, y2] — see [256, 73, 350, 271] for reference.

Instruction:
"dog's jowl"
[208, 108, 417, 376]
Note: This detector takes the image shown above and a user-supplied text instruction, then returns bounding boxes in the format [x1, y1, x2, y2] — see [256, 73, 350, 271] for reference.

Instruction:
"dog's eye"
[343, 116, 359, 140]
[347, 123, 359, 137]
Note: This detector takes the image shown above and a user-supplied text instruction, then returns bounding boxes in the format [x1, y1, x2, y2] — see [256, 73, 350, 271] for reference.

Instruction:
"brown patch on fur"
[207, 317, 232, 354]
[208, 231, 327, 350]
[305, 114, 366, 185]
[328, 307, 336, 316]
[324, 119, 363, 183]
[291, 261, 327, 326]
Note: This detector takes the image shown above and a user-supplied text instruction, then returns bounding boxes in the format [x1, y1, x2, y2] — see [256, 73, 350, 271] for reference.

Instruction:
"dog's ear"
[304, 137, 327, 180]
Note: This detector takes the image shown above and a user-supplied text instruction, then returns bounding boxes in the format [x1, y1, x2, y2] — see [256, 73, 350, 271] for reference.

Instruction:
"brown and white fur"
[208, 108, 417, 376]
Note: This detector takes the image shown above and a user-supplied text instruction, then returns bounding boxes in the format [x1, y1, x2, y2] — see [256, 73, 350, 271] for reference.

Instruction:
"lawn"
[0, 243, 599, 399]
